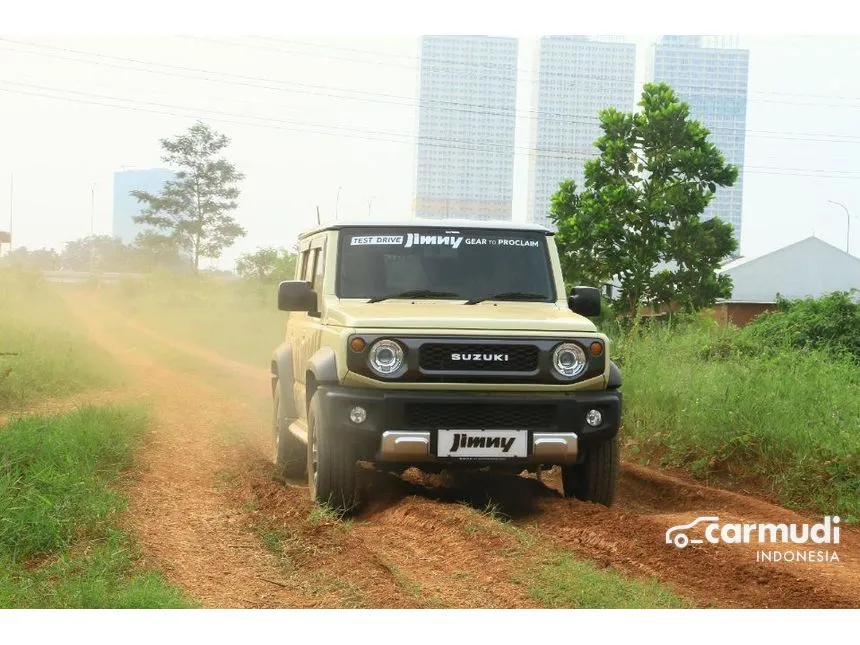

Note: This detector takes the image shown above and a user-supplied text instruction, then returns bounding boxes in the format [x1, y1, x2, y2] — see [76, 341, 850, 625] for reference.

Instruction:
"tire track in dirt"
[71, 293, 860, 608]
[63, 294, 318, 607]
[352, 464, 860, 608]
[521, 468, 859, 608]
[64, 294, 541, 608]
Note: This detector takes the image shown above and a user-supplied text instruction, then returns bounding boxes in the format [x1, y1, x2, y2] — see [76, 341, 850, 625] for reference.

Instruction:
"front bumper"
[378, 430, 579, 463]
[315, 385, 621, 466]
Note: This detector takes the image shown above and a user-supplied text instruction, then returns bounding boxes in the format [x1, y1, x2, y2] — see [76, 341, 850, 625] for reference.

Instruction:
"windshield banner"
[349, 232, 541, 250]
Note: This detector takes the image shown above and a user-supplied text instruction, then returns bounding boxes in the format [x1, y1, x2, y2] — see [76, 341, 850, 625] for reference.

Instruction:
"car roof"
[297, 218, 554, 239]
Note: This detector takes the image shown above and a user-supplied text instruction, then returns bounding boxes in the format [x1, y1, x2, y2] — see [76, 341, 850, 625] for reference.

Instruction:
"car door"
[291, 234, 327, 422]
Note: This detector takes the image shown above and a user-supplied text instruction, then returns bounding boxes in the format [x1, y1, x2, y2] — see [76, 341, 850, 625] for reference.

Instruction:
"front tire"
[561, 436, 619, 506]
[307, 392, 359, 512]
[273, 381, 306, 479]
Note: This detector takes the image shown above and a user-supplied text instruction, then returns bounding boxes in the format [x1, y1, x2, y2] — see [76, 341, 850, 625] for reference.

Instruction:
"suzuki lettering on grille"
[450, 353, 510, 362]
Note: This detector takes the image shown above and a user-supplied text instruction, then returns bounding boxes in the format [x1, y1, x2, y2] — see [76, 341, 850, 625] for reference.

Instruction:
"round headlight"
[367, 339, 405, 377]
[552, 342, 587, 379]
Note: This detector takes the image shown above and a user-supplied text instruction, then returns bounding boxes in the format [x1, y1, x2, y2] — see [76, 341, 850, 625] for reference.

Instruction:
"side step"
[288, 420, 308, 444]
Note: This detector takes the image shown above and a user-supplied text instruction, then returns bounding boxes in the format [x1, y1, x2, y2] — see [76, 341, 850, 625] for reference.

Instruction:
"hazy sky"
[1, 34, 859, 269]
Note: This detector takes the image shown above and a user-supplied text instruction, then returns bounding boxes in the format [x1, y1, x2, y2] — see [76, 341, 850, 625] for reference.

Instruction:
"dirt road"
[63, 293, 860, 608]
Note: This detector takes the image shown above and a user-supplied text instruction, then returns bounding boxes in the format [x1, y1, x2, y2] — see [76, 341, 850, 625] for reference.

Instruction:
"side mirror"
[278, 280, 317, 312]
[568, 286, 601, 317]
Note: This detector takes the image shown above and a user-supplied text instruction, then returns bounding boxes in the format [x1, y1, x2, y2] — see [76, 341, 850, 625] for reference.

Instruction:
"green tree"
[0, 247, 61, 271]
[61, 235, 131, 272]
[132, 230, 185, 272]
[132, 121, 246, 274]
[550, 83, 738, 317]
[236, 247, 297, 283]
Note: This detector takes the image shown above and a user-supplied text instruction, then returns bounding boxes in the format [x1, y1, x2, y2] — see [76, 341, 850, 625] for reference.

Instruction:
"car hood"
[324, 300, 597, 333]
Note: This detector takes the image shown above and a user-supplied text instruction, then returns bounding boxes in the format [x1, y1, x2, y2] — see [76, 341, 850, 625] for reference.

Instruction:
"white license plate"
[437, 429, 528, 459]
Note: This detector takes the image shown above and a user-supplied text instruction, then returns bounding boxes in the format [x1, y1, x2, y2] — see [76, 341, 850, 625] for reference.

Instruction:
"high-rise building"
[112, 168, 176, 244]
[650, 36, 750, 248]
[414, 36, 518, 221]
[527, 36, 636, 229]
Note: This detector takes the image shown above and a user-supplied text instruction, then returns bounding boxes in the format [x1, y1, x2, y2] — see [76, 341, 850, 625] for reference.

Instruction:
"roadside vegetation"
[0, 267, 121, 411]
[102, 270, 284, 368]
[616, 293, 860, 522]
[0, 405, 191, 607]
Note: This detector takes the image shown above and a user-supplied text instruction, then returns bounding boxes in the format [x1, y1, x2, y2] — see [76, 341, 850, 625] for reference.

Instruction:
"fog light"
[349, 406, 367, 424]
[585, 409, 602, 427]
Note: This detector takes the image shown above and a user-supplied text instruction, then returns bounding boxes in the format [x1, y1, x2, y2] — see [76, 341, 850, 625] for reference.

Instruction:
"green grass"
[260, 527, 288, 556]
[309, 504, 353, 531]
[618, 318, 860, 522]
[528, 554, 690, 608]
[0, 405, 193, 608]
[102, 272, 285, 368]
[0, 268, 122, 411]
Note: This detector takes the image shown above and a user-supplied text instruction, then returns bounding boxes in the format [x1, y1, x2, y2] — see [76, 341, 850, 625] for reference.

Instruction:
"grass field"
[0, 405, 191, 608]
[0, 267, 122, 411]
[102, 272, 284, 368]
[618, 318, 860, 522]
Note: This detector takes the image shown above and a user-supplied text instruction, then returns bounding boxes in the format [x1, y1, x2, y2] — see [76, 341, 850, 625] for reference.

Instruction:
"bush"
[745, 291, 859, 358]
[621, 319, 860, 522]
[701, 291, 860, 362]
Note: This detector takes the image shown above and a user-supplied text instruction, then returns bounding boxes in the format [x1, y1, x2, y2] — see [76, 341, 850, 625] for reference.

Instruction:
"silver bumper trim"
[379, 430, 578, 464]
[531, 432, 578, 463]
[380, 431, 431, 461]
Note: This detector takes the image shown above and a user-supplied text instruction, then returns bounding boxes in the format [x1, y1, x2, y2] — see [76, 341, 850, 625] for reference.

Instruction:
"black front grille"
[405, 403, 556, 429]
[419, 343, 539, 372]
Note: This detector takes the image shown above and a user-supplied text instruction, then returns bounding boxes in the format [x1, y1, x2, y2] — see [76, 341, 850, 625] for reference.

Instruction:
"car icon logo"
[665, 516, 720, 548]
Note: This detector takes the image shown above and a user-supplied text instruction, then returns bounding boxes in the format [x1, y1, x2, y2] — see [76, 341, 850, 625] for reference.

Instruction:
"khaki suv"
[270, 219, 622, 511]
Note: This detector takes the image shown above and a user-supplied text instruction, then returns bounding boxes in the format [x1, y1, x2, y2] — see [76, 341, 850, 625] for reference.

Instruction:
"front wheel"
[561, 436, 619, 506]
[307, 392, 359, 512]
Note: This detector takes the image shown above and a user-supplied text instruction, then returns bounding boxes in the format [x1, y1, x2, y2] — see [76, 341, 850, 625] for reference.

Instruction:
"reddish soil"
[60, 293, 860, 609]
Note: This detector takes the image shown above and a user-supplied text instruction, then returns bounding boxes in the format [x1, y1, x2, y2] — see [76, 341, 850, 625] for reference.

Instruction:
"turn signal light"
[590, 341, 603, 357]
[350, 337, 366, 352]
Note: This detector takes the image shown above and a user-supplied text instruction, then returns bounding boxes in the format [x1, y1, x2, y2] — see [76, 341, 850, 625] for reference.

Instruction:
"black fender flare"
[307, 346, 338, 386]
[272, 344, 298, 420]
[608, 360, 622, 390]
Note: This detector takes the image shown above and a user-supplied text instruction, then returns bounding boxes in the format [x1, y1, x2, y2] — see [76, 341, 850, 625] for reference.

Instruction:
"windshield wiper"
[367, 289, 463, 304]
[464, 291, 549, 305]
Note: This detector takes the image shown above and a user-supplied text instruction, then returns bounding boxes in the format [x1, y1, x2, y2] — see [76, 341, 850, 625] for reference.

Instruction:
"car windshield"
[337, 227, 555, 302]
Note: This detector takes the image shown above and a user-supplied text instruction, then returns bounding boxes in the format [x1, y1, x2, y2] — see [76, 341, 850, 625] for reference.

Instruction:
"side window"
[312, 239, 326, 292]
[298, 249, 310, 281]
[303, 249, 316, 282]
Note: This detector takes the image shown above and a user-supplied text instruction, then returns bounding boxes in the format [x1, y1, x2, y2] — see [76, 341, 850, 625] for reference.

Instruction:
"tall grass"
[0, 267, 121, 410]
[0, 405, 191, 607]
[618, 318, 860, 521]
